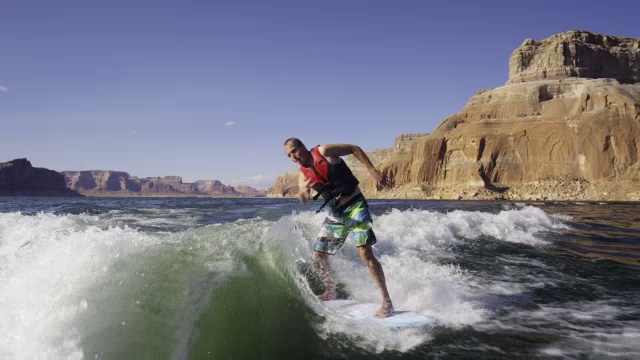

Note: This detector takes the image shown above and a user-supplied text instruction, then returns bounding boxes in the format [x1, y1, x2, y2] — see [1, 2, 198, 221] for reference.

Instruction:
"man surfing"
[283, 138, 394, 318]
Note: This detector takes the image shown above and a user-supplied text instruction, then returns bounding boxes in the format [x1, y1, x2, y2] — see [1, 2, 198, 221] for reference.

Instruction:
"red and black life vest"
[300, 146, 359, 209]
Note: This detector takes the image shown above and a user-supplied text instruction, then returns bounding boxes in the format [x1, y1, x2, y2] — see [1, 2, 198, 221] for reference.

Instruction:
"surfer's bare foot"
[317, 291, 336, 301]
[375, 301, 394, 318]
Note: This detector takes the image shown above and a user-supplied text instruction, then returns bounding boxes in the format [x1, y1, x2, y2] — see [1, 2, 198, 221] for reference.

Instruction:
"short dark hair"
[283, 137, 305, 148]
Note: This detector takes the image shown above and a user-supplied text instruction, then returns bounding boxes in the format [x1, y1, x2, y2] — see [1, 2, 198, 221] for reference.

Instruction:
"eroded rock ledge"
[508, 30, 640, 84]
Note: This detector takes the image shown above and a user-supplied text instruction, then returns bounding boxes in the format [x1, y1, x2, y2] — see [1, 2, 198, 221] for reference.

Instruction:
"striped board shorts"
[314, 194, 377, 255]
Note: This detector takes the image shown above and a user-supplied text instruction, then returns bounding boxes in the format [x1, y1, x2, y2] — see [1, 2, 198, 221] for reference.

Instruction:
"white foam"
[0, 212, 159, 358]
[376, 205, 569, 248]
[103, 208, 201, 230]
[374, 208, 462, 252]
[472, 254, 554, 296]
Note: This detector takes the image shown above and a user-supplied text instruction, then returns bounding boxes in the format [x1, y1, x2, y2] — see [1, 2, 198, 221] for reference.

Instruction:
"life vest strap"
[315, 194, 340, 213]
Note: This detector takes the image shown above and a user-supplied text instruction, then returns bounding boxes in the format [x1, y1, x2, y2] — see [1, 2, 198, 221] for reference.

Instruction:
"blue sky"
[1, 0, 638, 189]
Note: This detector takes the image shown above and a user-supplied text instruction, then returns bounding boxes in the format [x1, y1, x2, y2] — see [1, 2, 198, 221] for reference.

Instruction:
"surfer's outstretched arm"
[319, 144, 388, 190]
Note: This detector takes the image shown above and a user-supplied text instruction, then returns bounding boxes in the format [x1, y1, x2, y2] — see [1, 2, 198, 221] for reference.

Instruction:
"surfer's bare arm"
[319, 144, 388, 190]
[298, 172, 313, 204]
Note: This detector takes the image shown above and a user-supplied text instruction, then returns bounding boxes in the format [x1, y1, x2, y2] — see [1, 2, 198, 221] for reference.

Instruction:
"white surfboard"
[323, 299, 439, 329]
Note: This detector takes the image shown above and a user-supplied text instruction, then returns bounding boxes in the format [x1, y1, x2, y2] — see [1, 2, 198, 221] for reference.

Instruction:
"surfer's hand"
[298, 190, 310, 205]
[303, 177, 316, 189]
[298, 177, 315, 205]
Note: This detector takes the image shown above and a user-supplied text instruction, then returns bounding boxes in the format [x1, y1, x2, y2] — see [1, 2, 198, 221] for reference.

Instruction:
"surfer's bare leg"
[313, 251, 335, 300]
[358, 245, 394, 318]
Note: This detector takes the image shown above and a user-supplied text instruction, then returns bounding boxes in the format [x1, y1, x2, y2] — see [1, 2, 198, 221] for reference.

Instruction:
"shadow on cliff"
[478, 167, 510, 193]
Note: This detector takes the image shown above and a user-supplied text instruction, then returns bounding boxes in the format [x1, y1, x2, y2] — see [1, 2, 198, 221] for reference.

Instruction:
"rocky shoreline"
[351, 179, 640, 202]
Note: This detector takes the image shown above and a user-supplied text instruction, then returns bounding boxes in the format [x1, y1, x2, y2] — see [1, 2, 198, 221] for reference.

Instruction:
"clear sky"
[2, 0, 638, 189]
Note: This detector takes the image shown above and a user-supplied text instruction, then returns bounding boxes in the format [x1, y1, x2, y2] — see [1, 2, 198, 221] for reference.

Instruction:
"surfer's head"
[283, 137, 312, 167]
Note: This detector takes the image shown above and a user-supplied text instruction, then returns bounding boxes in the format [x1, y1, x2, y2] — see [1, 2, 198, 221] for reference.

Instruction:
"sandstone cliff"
[61, 171, 265, 197]
[63, 170, 139, 191]
[0, 159, 81, 196]
[269, 30, 640, 201]
[268, 168, 300, 198]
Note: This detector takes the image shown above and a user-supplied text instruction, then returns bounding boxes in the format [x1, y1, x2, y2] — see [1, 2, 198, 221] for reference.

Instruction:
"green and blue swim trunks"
[314, 193, 377, 254]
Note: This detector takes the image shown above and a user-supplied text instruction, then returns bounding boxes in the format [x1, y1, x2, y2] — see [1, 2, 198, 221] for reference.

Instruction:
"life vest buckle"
[316, 194, 341, 213]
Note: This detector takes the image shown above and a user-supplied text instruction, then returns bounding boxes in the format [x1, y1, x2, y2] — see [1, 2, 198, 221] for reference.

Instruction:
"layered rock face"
[270, 30, 640, 201]
[233, 185, 267, 196]
[508, 30, 640, 84]
[0, 159, 81, 196]
[386, 78, 640, 186]
[268, 168, 300, 197]
[61, 171, 264, 196]
[63, 170, 138, 191]
[139, 176, 191, 194]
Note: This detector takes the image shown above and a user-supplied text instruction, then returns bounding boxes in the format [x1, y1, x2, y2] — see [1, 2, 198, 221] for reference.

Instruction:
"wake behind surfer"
[283, 137, 394, 318]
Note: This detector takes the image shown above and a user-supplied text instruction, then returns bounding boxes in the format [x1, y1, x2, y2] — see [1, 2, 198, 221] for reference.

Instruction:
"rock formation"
[61, 171, 265, 197]
[0, 159, 81, 196]
[269, 30, 640, 201]
[268, 168, 300, 198]
[64, 170, 136, 191]
[233, 185, 268, 196]
[193, 180, 237, 195]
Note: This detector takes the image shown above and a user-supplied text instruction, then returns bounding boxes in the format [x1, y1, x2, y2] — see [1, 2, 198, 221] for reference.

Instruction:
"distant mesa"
[0, 159, 266, 197]
[60, 170, 267, 197]
[0, 158, 81, 196]
[269, 30, 640, 201]
[233, 184, 269, 196]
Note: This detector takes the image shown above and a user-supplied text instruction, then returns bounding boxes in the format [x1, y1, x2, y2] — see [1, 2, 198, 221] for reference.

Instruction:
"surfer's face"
[284, 142, 310, 166]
